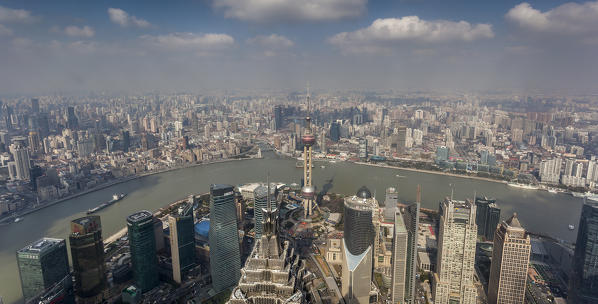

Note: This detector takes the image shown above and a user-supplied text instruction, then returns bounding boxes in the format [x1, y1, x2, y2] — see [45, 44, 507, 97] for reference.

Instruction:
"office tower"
[395, 126, 407, 154]
[10, 143, 31, 181]
[121, 130, 130, 152]
[28, 131, 41, 154]
[66, 106, 78, 129]
[31, 98, 40, 113]
[391, 211, 408, 304]
[383, 187, 398, 222]
[301, 87, 317, 218]
[359, 138, 368, 159]
[274, 105, 283, 130]
[569, 200, 598, 303]
[436, 146, 449, 162]
[127, 210, 158, 292]
[330, 121, 341, 142]
[16, 238, 70, 301]
[253, 185, 271, 238]
[434, 198, 478, 304]
[342, 187, 378, 304]
[69, 216, 107, 301]
[488, 213, 531, 304]
[209, 184, 241, 292]
[228, 191, 306, 303]
[402, 199, 421, 303]
[475, 197, 501, 240]
[168, 203, 196, 284]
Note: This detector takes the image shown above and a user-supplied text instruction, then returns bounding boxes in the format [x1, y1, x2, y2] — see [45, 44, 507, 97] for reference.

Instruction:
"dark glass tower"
[69, 216, 107, 300]
[168, 203, 196, 284]
[16, 238, 70, 301]
[127, 210, 159, 292]
[570, 200, 598, 303]
[403, 202, 420, 303]
[209, 184, 241, 292]
[475, 197, 501, 240]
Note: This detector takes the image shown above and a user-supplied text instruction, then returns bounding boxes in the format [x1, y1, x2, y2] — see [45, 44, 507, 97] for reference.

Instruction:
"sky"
[0, 0, 598, 95]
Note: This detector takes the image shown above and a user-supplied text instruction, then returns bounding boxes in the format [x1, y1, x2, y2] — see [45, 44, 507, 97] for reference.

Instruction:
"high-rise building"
[121, 130, 130, 152]
[402, 201, 420, 303]
[488, 213, 531, 304]
[359, 138, 368, 159]
[342, 187, 378, 304]
[436, 146, 449, 163]
[168, 202, 196, 284]
[253, 185, 274, 239]
[569, 200, 598, 303]
[209, 184, 241, 292]
[391, 211, 408, 304]
[228, 191, 306, 303]
[475, 197, 501, 241]
[330, 121, 341, 142]
[127, 210, 159, 292]
[69, 216, 107, 301]
[16, 238, 71, 301]
[434, 199, 478, 304]
[66, 106, 78, 129]
[31, 98, 40, 113]
[10, 143, 31, 181]
[383, 187, 398, 222]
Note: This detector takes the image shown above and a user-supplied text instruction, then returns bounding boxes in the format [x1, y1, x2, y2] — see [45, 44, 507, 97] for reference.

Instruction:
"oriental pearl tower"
[301, 85, 316, 218]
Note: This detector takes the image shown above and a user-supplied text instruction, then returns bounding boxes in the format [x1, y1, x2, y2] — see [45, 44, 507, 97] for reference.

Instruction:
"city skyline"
[0, 0, 597, 94]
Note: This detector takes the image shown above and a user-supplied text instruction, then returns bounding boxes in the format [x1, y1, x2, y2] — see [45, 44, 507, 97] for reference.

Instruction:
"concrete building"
[488, 213, 531, 304]
[433, 199, 478, 304]
[10, 143, 31, 181]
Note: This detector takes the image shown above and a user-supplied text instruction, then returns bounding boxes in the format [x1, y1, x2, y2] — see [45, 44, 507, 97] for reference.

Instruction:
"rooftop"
[127, 210, 153, 223]
[18, 237, 64, 254]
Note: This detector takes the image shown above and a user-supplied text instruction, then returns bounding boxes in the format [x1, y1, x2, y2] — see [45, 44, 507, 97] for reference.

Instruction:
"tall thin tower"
[301, 84, 316, 217]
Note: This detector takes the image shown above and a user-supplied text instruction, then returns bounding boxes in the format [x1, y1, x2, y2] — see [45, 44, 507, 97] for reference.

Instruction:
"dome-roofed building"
[356, 186, 372, 199]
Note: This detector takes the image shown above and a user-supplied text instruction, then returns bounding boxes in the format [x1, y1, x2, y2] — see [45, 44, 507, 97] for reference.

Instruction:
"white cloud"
[0, 5, 34, 23]
[506, 1, 598, 35]
[64, 25, 95, 38]
[108, 8, 151, 28]
[247, 34, 294, 48]
[213, 0, 366, 23]
[0, 24, 13, 35]
[140, 32, 235, 51]
[329, 16, 494, 53]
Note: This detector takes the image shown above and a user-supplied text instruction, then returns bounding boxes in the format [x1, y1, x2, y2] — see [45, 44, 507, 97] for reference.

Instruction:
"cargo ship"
[87, 193, 126, 214]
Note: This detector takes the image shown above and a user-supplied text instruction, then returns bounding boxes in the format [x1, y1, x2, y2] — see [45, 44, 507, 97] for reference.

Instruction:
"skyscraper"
[475, 197, 501, 241]
[391, 211, 408, 304]
[253, 185, 273, 239]
[66, 106, 78, 129]
[569, 200, 598, 303]
[301, 86, 317, 218]
[487, 213, 531, 304]
[69, 216, 107, 301]
[434, 198, 478, 304]
[9, 143, 31, 181]
[342, 187, 378, 304]
[209, 184, 241, 292]
[168, 202, 196, 284]
[16, 238, 70, 301]
[228, 190, 306, 303]
[402, 201, 420, 303]
[127, 210, 159, 292]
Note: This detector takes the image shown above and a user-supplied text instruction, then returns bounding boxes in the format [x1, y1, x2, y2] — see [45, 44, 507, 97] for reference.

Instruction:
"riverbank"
[0, 157, 252, 225]
[353, 161, 508, 185]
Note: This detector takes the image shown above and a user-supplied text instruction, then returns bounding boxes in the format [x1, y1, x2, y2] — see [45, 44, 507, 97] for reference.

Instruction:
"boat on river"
[507, 182, 540, 190]
[87, 193, 126, 214]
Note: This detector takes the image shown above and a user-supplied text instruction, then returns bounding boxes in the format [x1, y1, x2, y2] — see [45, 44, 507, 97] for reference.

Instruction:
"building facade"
[16, 238, 70, 302]
[391, 211, 408, 304]
[434, 199, 478, 304]
[69, 216, 107, 301]
[127, 210, 159, 292]
[209, 184, 241, 292]
[168, 202, 196, 284]
[487, 213, 531, 304]
[569, 200, 598, 303]
[475, 197, 501, 241]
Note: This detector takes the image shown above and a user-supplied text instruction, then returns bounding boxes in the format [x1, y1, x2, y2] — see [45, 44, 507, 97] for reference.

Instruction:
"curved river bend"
[0, 154, 583, 304]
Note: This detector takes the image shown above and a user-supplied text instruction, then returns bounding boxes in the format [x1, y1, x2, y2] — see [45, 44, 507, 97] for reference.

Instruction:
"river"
[0, 152, 584, 304]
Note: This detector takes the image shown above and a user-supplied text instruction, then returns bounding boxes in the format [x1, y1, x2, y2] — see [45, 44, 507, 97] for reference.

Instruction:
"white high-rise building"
[10, 144, 31, 181]
[433, 199, 478, 304]
[391, 211, 408, 304]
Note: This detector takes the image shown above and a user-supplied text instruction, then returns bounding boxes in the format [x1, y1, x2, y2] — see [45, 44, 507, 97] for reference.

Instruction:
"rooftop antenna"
[416, 184, 421, 203]
[267, 171, 271, 212]
[473, 190, 477, 203]
[450, 183, 454, 201]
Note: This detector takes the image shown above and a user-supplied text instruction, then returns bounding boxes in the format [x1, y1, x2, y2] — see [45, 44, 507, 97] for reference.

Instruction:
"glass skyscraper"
[209, 184, 241, 292]
[168, 202, 196, 284]
[127, 210, 159, 292]
[570, 200, 598, 303]
[475, 196, 501, 241]
[16, 238, 70, 301]
[69, 216, 107, 300]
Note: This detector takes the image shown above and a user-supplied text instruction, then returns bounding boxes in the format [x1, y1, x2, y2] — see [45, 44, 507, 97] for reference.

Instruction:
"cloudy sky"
[0, 0, 597, 95]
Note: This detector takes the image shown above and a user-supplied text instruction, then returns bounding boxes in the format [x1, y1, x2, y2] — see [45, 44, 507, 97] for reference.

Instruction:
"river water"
[0, 152, 583, 303]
